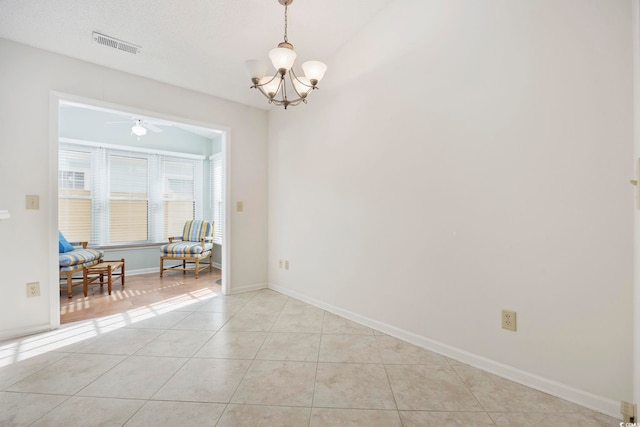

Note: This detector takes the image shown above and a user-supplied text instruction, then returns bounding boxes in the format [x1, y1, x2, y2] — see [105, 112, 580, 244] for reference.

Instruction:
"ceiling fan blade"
[145, 123, 163, 133]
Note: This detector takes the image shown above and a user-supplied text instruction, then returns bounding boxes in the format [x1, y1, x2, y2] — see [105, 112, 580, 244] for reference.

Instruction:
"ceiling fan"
[108, 117, 168, 137]
[131, 119, 162, 136]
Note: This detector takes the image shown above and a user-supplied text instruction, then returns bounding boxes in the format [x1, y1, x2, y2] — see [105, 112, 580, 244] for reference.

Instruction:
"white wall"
[0, 38, 268, 339]
[268, 0, 634, 415]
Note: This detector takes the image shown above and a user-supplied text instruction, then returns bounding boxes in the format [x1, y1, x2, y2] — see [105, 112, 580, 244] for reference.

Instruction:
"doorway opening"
[51, 95, 229, 326]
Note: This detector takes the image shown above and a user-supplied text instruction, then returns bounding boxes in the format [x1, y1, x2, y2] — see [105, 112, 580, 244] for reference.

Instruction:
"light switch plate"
[236, 201, 243, 212]
[26, 195, 39, 210]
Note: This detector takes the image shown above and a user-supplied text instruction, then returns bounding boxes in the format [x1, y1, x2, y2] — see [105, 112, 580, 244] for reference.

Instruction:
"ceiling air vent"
[92, 32, 142, 55]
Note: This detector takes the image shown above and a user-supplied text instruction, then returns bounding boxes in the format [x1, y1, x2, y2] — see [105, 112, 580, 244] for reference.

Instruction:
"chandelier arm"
[256, 86, 274, 102]
[272, 92, 305, 106]
[253, 73, 279, 88]
[276, 74, 285, 98]
[281, 75, 289, 103]
[251, 73, 313, 106]
[289, 68, 314, 89]
[288, 69, 313, 98]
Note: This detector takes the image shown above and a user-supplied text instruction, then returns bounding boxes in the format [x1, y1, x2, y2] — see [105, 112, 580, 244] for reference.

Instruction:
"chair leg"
[183, 260, 186, 275]
[160, 257, 164, 277]
[121, 258, 125, 289]
[107, 266, 112, 295]
[209, 252, 213, 273]
[67, 272, 73, 299]
[195, 258, 199, 279]
[83, 268, 88, 297]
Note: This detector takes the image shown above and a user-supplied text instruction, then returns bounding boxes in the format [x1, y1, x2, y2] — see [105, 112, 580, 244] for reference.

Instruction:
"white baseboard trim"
[127, 262, 221, 277]
[127, 267, 159, 276]
[230, 282, 267, 294]
[0, 324, 52, 342]
[268, 282, 621, 419]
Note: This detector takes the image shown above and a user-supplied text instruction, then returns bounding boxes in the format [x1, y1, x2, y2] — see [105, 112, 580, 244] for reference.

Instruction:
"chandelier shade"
[269, 47, 297, 72]
[301, 61, 327, 84]
[246, 0, 327, 109]
[292, 76, 312, 96]
[259, 76, 282, 98]
[245, 59, 268, 80]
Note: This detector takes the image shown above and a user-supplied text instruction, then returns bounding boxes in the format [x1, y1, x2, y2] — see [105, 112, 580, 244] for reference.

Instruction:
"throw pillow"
[59, 231, 74, 253]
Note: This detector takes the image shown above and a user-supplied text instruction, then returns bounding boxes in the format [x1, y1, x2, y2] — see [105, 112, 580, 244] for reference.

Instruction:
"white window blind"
[58, 149, 92, 242]
[161, 158, 196, 239]
[108, 154, 149, 244]
[59, 142, 203, 247]
[210, 153, 223, 245]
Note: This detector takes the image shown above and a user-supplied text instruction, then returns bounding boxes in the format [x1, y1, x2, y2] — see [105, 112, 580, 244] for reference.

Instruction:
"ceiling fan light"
[132, 123, 147, 136]
[269, 47, 297, 73]
[302, 61, 327, 84]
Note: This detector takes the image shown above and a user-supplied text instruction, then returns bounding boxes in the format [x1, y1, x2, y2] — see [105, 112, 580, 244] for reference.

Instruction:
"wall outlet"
[502, 309, 516, 331]
[621, 401, 637, 422]
[284, 260, 289, 270]
[26, 282, 40, 298]
[278, 259, 283, 269]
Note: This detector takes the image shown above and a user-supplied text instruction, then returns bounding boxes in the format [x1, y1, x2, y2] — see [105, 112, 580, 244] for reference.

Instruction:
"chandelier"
[245, 0, 327, 109]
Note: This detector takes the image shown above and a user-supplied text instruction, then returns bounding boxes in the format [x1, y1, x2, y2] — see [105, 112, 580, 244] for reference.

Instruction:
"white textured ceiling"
[0, 0, 392, 109]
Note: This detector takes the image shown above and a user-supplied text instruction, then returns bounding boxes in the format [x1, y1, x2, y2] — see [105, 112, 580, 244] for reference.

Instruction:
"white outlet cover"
[26, 282, 40, 298]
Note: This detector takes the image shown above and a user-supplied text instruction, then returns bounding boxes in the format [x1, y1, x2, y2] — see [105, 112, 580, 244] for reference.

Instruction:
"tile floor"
[1, 287, 620, 426]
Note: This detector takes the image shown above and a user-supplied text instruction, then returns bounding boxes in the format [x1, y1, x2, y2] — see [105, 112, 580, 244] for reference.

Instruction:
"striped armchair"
[59, 241, 104, 298]
[160, 220, 214, 278]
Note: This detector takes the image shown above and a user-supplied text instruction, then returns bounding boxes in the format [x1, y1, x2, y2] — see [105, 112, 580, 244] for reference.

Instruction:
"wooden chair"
[59, 241, 104, 298]
[160, 220, 214, 278]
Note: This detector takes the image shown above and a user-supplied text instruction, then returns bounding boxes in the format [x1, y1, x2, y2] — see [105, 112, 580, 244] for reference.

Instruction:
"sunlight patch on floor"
[0, 286, 220, 368]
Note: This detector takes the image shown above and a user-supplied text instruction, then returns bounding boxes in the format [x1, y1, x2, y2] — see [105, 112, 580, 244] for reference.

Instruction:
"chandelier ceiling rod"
[245, 0, 327, 109]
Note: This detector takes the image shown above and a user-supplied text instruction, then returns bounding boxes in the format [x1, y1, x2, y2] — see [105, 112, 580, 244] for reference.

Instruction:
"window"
[59, 142, 204, 247]
[162, 158, 196, 239]
[109, 154, 149, 243]
[59, 171, 85, 190]
[58, 149, 92, 242]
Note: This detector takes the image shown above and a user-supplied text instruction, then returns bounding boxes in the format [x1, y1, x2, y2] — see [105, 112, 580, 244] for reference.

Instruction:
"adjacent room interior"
[56, 101, 226, 323]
